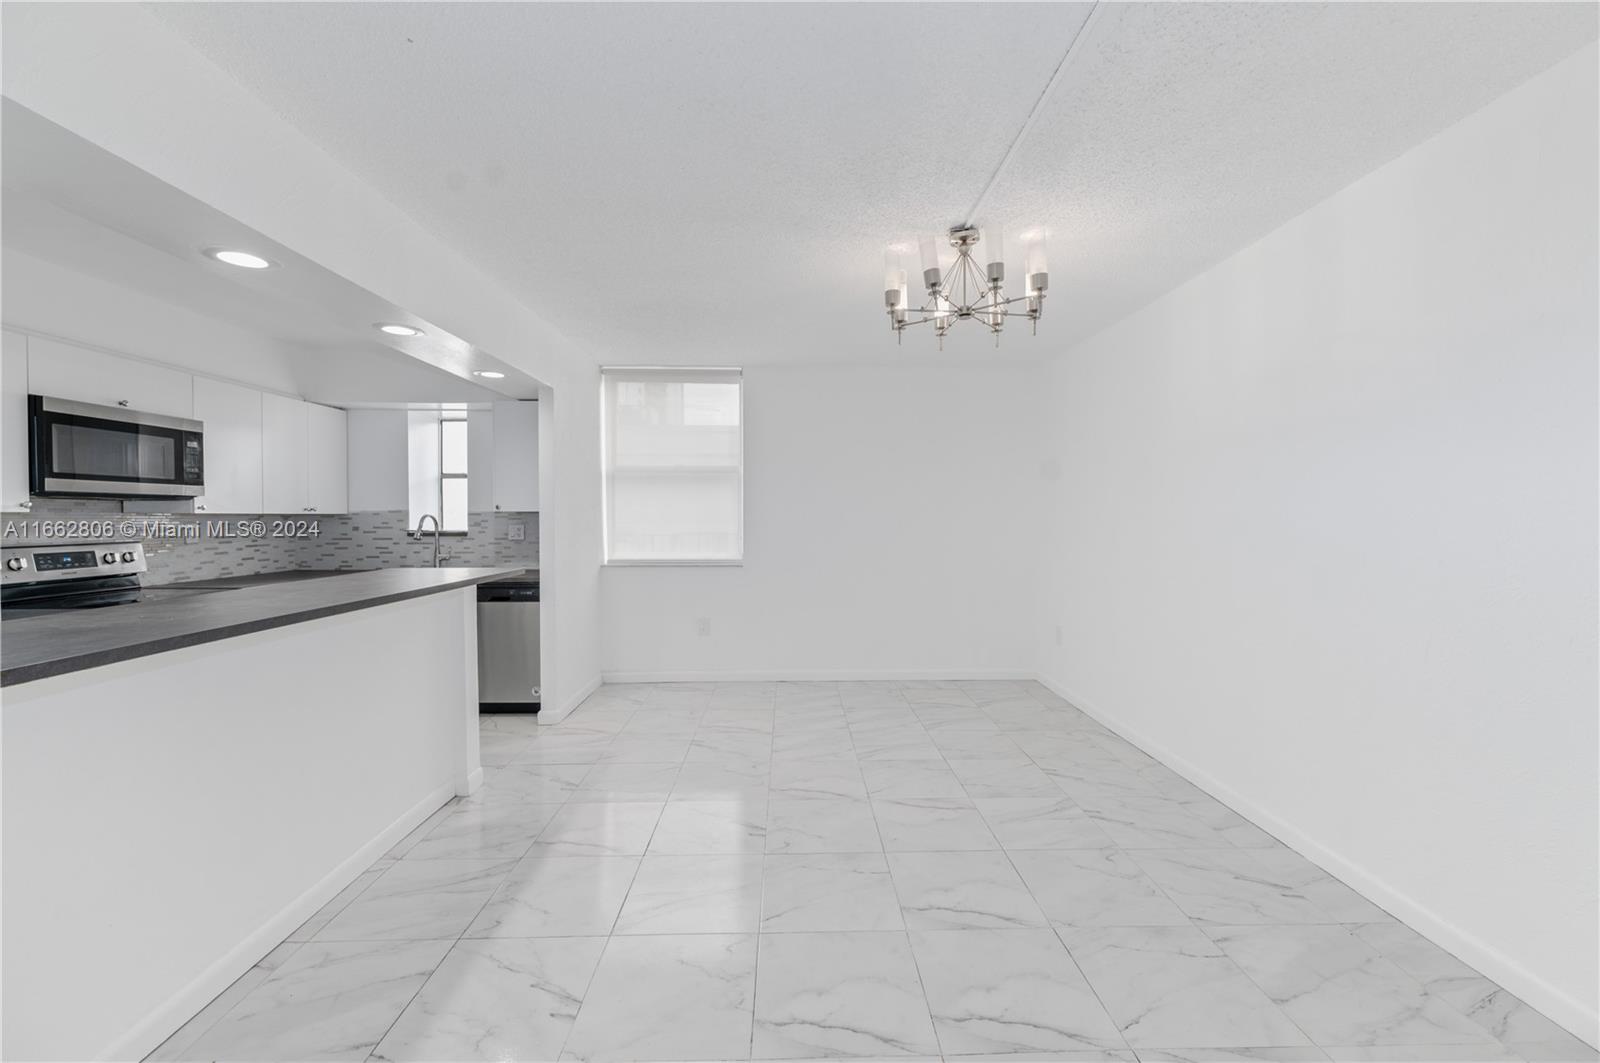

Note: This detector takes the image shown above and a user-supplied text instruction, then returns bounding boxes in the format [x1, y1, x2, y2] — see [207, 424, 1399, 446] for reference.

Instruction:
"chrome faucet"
[412, 513, 443, 567]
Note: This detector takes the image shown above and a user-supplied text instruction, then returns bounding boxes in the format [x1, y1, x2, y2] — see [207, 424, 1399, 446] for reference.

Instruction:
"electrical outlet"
[696, 617, 711, 637]
[1054, 624, 1063, 648]
[507, 520, 526, 542]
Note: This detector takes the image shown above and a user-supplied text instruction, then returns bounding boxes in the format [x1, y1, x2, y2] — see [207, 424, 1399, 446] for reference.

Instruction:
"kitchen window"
[601, 367, 743, 563]
[408, 410, 469, 534]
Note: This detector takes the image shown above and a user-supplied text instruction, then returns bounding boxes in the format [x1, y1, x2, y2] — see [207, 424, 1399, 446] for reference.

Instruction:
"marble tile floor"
[147, 680, 1595, 1063]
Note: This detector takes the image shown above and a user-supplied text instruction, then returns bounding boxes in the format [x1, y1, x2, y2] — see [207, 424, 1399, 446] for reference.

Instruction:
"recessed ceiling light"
[205, 248, 274, 269]
[473, 370, 506, 379]
[376, 323, 423, 337]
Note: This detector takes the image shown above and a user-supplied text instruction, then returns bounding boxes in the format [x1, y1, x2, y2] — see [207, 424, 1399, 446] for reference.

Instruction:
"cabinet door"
[306, 403, 348, 514]
[491, 400, 540, 511]
[2, 331, 29, 510]
[467, 409, 494, 513]
[261, 393, 309, 513]
[26, 336, 194, 418]
[192, 377, 263, 514]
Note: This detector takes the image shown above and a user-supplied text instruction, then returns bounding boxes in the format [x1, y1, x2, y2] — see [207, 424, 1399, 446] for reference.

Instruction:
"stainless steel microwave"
[29, 395, 205, 498]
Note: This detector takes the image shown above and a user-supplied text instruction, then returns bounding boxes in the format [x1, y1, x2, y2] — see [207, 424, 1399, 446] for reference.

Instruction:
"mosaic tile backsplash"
[1, 499, 538, 585]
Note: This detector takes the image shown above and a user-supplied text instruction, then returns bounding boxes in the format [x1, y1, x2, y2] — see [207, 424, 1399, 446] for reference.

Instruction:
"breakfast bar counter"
[0, 565, 526, 686]
[1, 566, 509, 1060]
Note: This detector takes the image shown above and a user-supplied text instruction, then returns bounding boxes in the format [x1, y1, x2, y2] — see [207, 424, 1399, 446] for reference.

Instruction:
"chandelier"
[883, 226, 1048, 348]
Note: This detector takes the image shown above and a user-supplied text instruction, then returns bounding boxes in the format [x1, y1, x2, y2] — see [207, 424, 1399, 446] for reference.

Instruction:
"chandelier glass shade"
[884, 226, 1048, 347]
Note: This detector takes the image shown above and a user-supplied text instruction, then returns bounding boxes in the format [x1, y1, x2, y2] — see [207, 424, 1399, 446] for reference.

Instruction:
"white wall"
[601, 363, 1041, 680]
[1037, 44, 1598, 1042]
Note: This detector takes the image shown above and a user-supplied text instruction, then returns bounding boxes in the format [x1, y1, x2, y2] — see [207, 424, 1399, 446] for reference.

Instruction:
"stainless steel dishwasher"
[476, 577, 540, 712]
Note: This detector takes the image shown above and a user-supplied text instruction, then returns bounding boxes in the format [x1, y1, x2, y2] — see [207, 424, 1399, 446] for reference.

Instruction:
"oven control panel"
[1, 542, 147, 585]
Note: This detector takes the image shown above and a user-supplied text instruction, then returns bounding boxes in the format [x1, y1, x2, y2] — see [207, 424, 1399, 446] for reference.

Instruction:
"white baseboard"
[1033, 673, 1598, 1049]
[106, 781, 457, 1062]
[540, 672, 603, 724]
[600, 668, 1038, 684]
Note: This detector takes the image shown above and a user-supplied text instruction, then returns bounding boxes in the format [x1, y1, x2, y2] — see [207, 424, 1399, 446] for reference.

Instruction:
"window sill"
[603, 559, 744, 568]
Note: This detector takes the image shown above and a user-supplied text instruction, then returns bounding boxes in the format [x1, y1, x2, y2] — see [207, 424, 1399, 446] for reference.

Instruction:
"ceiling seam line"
[962, 0, 1104, 228]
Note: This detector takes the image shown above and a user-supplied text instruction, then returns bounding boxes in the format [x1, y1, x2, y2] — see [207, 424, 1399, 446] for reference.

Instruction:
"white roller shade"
[602, 367, 743, 562]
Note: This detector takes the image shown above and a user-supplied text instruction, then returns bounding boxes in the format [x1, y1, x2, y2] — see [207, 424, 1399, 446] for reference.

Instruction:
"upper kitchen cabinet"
[491, 400, 539, 511]
[192, 377, 263, 514]
[261, 393, 309, 513]
[306, 403, 348, 514]
[2, 330, 29, 510]
[262, 393, 348, 514]
[25, 336, 194, 418]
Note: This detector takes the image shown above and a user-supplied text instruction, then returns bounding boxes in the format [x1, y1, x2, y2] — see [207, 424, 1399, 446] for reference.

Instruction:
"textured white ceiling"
[149, 2, 1596, 366]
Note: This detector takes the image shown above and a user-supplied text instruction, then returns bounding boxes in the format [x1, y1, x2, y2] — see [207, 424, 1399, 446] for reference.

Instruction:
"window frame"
[600, 366, 744, 567]
[412, 412, 470, 537]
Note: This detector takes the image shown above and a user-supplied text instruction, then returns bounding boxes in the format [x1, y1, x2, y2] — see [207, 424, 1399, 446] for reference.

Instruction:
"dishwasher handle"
[477, 583, 539, 603]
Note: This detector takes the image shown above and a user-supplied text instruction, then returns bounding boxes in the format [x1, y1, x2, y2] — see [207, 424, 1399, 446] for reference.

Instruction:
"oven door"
[29, 396, 205, 498]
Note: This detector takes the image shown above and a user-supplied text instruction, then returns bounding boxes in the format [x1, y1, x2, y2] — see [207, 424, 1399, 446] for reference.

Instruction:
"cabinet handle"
[196, 504, 207, 512]
[117, 400, 130, 408]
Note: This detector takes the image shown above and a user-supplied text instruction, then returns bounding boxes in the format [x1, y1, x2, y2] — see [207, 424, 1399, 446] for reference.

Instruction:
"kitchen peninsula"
[1, 566, 523, 1060]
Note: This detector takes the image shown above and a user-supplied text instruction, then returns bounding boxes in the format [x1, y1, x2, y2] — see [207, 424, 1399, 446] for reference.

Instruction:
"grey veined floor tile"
[313, 859, 515, 941]
[1059, 925, 1312, 1049]
[158, 682, 1558, 1062]
[908, 927, 1125, 1055]
[561, 933, 758, 1061]
[887, 850, 1048, 930]
[182, 939, 452, 1061]
[466, 854, 639, 937]
[753, 931, 940, 1058]
[370, 936, 607, 1062]
[1205, 924, 1502, 1048]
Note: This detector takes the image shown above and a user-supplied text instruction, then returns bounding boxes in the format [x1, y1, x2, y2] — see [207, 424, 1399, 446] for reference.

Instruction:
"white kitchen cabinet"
[467, 409, 495, 513]
[191, 377, 263, 514]
[262, 394, 349, 514]
[261, 393, 309, 514]
[306, 403, 348, 514]
[345, 409, 408, 510]
[491, 400, 539, 511]
[2, 330, 30, 510]
[25, 336, 194, 418]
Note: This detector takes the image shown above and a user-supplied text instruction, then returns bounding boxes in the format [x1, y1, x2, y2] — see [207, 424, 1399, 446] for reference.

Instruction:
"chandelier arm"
[938, 257, 962, 298]
[960, 254, 981, 306]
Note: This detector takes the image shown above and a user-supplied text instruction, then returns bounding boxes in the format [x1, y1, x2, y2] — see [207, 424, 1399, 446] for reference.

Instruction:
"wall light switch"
[696, 617, 711, 637]
[508, 521, 526, 541]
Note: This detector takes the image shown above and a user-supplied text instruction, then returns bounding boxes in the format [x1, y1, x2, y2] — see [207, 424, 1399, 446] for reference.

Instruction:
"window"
[602, 367, 743, 563]
[408, 410, 469, 533]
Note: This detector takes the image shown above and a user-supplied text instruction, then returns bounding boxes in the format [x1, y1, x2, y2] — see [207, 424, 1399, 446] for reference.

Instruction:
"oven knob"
[121, 551, 137, 563]
[5, 557, 26, 571]
[102, 551, 118, 564]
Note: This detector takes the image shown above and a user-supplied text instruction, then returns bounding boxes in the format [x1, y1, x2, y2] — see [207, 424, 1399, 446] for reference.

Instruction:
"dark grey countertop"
[157, 567, 537, 590]
[1, 566, 528, 687]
